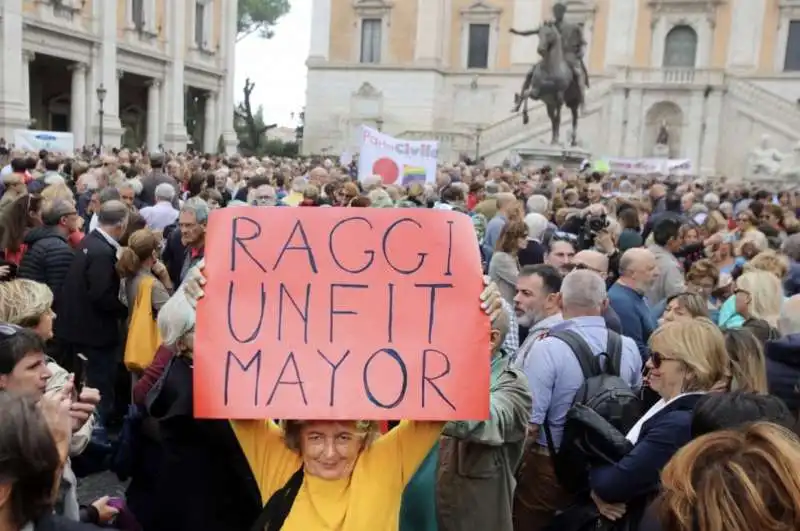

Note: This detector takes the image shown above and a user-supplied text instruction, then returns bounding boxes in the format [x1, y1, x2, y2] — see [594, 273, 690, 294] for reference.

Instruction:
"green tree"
[238, 0, 291, 42]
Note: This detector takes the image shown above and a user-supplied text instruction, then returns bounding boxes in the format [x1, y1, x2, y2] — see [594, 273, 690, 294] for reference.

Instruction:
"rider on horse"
[510, 2, 589, 111]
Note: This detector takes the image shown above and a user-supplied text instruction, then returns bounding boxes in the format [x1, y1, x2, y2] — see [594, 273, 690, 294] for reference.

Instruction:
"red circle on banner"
[372, 157, 400, 184]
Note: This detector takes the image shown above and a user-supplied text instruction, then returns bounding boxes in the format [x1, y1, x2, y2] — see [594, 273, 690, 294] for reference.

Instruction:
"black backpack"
[543, 329, 642, 493]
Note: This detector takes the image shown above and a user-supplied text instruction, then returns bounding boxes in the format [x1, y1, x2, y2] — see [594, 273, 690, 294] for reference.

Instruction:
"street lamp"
[96, 84, 107, 154]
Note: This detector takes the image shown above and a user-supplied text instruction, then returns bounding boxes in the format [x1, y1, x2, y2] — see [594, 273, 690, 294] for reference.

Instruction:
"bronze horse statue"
[517, 23, 582, 146]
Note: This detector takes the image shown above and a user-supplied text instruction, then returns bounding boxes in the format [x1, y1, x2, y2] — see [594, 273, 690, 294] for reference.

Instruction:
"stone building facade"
[0, 0, 238, 153]
[305, 0, 800, 178]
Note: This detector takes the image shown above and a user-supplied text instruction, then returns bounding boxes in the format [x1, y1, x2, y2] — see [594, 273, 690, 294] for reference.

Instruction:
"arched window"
[663, 25, 698, 67]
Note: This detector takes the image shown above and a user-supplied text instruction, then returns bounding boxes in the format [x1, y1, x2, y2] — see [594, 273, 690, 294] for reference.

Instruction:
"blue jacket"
[765, 334, 800, 411]
[608, 283, 654, 361]
[589, 394, 704, 503]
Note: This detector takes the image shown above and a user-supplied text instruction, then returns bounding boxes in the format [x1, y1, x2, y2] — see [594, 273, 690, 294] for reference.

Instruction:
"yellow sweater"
[233, 420, 443, 531]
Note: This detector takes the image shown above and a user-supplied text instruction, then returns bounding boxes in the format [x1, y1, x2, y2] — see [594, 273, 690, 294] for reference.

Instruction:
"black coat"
[17, 226, 75, 310]
[148, 356, 262, 531]
[54, 230, 127, 348]
[765, 335, 800, 412]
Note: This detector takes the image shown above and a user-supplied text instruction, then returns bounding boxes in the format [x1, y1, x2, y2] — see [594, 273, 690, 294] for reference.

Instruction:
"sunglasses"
[650, 351, 678, 369]
[552, 231, 578, 242]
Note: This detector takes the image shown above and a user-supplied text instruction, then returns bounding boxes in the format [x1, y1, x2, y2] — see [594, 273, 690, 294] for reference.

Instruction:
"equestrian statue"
[510, 1, 589, 146]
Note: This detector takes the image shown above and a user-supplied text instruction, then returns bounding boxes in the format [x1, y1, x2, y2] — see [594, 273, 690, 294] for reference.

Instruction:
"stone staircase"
[726, 76, 800, 140]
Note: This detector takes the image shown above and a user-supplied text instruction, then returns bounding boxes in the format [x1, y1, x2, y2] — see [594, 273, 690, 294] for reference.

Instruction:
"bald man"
[607, 248, 659, 360]
[572, 250, 622, 334]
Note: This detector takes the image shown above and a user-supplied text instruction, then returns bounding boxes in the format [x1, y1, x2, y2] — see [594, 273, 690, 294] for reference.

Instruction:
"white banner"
[357, 125, 438, 186]
[606, 157, 694, 176]
[13, 130, 74, 153]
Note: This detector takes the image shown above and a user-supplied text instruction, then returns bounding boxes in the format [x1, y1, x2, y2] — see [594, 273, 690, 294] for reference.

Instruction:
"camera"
[580, 213, 609, 249]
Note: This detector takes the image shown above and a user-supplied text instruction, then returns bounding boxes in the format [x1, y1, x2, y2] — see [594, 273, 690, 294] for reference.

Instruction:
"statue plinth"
[511, 145, 591, 170]
[652, 144, 669, 159]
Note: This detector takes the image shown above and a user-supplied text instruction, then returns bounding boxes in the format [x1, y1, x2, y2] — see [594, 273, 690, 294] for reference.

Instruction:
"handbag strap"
[249, 467, 304, 531]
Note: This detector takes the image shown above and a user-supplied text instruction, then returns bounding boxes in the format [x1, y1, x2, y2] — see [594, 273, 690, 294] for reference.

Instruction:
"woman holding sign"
[176, 261, 504, 531]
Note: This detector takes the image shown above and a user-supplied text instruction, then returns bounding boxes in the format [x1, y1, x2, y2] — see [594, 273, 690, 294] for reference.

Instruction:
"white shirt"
[625, 392, 705, 444]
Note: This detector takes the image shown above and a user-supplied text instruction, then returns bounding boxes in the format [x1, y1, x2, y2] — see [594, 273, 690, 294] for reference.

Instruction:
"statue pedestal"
[511, 145, 591, 171]
[652, 144, 669, 158]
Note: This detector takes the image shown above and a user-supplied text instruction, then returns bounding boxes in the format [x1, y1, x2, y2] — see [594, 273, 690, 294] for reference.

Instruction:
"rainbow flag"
[401, 165, 426, 186]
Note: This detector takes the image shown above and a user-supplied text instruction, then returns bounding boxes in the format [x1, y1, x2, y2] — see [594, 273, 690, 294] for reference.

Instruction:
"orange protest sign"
[194, 207, 490, 420]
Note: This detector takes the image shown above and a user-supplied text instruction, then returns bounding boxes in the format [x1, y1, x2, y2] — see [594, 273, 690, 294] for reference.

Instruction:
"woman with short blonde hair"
[589, 319, 729, 522]
[735, 271, 783, 329]
[0, 278, 54, 335]
[743, 249, 790, 279]
[657, 422, 800, 531]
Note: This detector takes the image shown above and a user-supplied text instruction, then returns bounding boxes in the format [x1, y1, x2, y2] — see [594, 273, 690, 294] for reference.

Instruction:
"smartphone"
[74, 353, 88, 397]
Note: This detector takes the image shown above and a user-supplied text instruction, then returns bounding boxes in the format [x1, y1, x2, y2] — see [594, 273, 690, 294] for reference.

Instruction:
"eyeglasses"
[650, 351, 678, 369]
[733, 288, 750, 297]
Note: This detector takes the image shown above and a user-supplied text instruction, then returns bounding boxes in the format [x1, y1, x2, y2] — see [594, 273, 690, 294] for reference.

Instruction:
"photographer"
[563, 205, 622, 286]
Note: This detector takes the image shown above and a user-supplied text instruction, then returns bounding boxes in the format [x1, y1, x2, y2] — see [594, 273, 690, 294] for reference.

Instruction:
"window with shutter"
[195, 2, 206, 48]
[785, 21, 800, 71]
[360, 19, 382, 64]
[663, 25, 698, 68]
[467, 23, 490, 69]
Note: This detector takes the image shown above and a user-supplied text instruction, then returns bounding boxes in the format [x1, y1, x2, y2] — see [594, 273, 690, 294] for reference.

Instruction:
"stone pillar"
[622, 88, 644, 157]
[685, 91, 705, 169]
[69, 62, 88, 148]
[98, 0, 123, 147]
[163, 0, 189, 152]
[219, 0, 239, 154]
[606, 89, 626, 157]
[21, 51, 35, 128]
[203, 91, 217, 153]
[146, 79, 161, 151]
[0, 0, 30, 139]
[604, 0, 637, 69]
[511, 0, 541, 69]
[699, 90, 723, 176]
[414, 0, 444, 66]
[727, 0, 765, 71]
[309, 0, 332, 62]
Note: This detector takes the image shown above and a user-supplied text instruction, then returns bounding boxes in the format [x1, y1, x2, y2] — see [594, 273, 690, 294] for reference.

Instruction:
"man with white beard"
[511, 264, 564, 370]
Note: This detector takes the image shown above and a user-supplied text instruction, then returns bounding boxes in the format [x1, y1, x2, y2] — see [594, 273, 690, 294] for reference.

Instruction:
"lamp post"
[96, 84, 107, 154]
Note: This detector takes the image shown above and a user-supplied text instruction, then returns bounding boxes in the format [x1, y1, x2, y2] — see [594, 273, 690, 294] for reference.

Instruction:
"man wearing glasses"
[18, 199, 80, 312]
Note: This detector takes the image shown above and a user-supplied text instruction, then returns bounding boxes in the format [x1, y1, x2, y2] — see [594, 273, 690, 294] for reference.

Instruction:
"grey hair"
[157, 289, 196, 348]
[524, 213, 549, 241]
[117, 180, 136, 193]
[485, 182, 500, 195]
[703, 192, 720, 209]
[291, 176, 307, 193]
[561, 270, 607, 310]
[362, 174, 383, 191]
[97, 200, 129, 227]
[526, 194, 549, 215]
[155, 182, 176, 201]
[782, 233, 800, 262]
[779, 295, 800, 336]
[99, 186, 121, 204]
[181, 197, 210, 224]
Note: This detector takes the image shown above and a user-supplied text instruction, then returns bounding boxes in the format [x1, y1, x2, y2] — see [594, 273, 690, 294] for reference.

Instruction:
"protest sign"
[194, 208, 490, 420]
[357, 125, 438, 186]
[604, 157, 694, 175]
[13, 129, 74, 153]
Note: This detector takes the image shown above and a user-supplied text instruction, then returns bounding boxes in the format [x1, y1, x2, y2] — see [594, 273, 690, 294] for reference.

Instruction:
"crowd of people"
[0, 146, 800, 531]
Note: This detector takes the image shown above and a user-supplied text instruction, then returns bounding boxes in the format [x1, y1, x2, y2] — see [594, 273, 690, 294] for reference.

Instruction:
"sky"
[234, 1, 311, 129]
